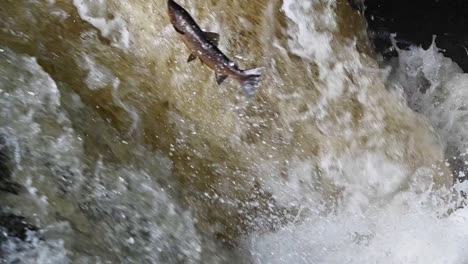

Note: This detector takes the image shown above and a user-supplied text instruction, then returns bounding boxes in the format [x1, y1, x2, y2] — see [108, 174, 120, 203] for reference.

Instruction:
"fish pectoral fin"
[215, 74, 228, 85]
[187, 53, 197, 63]
[204, 31, 220, 46]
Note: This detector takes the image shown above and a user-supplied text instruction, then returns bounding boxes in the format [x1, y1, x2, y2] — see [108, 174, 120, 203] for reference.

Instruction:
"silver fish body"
[167, 0, 264, 97]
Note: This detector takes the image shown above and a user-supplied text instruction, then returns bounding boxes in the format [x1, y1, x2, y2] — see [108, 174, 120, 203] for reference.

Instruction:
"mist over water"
[0, 0, 466, 263]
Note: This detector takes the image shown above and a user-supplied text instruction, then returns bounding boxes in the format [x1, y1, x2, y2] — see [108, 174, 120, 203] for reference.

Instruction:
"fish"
[167, 0, 264, 98]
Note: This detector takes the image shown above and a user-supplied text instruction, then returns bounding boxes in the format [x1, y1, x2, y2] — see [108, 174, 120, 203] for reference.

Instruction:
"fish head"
[167, 0, 186, 27]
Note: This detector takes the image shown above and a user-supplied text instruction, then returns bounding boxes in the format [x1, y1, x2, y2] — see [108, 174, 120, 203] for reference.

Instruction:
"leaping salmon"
[167, 0, 264, 98]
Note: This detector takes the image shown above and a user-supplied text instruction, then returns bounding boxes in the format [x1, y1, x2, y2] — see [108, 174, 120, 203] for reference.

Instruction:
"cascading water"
[0, 0, 466, 263]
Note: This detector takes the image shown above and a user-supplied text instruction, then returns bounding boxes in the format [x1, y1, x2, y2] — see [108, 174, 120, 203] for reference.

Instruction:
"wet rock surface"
[0, 136, 20, 195]
[0, 213, 39, 241]
[0, 135, 39, 243]
[361, 0, 468, 72]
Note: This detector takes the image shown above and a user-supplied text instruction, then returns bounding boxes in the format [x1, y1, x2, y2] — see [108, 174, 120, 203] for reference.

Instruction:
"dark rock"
[0, 213, 39, 241]
[0, 135, 12, 181]
[358, 1, 468, 183]
[0, 136, 26, 195]
[361, 0, 468, 72]
[0, 181, 25, 196]
[0, 136, 38, 243]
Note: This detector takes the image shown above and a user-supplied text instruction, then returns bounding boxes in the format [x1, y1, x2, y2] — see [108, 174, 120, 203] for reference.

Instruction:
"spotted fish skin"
[167, 0, 264, 97]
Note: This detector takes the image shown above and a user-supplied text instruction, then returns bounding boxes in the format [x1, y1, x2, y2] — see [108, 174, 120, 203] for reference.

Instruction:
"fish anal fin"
[216, 74, 228, 85]
[187, 53, 197, 63]
[204, 31, 220, 46]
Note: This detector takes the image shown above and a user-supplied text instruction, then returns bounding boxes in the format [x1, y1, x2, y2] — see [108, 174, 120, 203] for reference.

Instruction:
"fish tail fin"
[241, 67, 264, 98]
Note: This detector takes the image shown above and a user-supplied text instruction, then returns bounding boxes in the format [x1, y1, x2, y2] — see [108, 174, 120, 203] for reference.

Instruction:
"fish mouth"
[167, 0, 181, 11]
[167, 0, 178, 24]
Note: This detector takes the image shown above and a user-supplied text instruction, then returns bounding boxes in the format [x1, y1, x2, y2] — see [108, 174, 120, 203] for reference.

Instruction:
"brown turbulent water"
[0, 0, 456, 263]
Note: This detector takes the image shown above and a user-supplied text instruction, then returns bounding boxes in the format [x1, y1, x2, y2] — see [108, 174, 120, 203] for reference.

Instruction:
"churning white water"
[0, 49, 204, 263]
[1, 0, 467, 263]
[243, 2, 468, 264]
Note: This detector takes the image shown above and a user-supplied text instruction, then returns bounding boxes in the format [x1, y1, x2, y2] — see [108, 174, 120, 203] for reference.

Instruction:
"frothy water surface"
[0, 0, 466, 263]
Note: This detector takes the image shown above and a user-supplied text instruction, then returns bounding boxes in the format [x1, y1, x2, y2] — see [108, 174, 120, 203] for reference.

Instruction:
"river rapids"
[0, 0, 467, 263]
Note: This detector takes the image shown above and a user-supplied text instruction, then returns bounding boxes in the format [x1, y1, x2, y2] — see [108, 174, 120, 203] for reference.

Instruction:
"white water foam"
[246, 153, 466, 263]
[76, 53, 141, 135]
[387, 40, 468, 163]
[282, 0, 336, 64]
[111, 78, 141, 136]
[78, 54, 115, 91]
[73, 0, 130, 49]
[243, 2, 468, 263]
[0, 48, 201, 263]
[0, 48, 75, 263]
[247, 197, 468, 263]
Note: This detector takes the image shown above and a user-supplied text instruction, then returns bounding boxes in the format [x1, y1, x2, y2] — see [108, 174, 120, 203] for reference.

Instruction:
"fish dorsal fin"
[204, 31, 220, 46]
[187, 53, 197, 63]
[215, 73, 228, 85]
